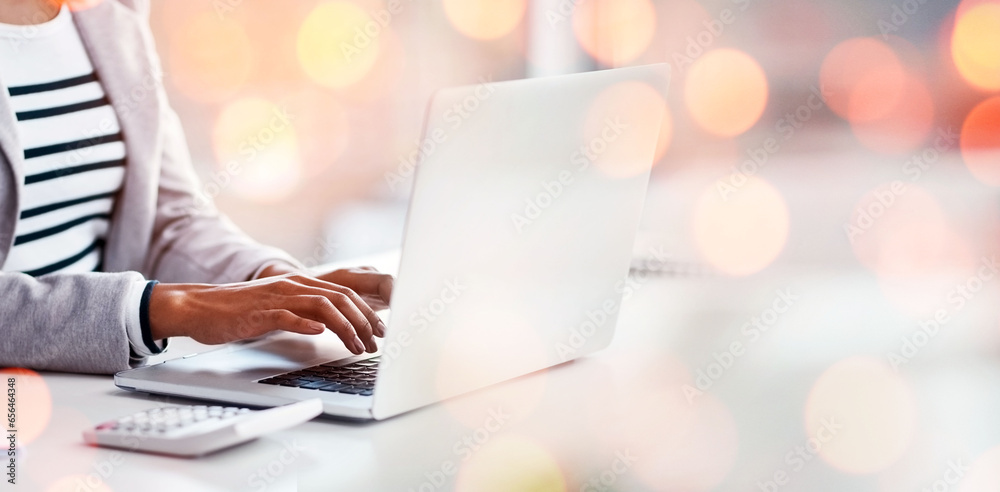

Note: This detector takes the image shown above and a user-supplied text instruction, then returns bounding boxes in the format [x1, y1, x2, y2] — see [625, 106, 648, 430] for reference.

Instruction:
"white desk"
[18, 148, 1000, 492]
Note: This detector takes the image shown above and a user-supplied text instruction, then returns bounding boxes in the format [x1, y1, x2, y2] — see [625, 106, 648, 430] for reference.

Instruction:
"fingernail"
[376, 320, 387, 337]
[352, 336, 365, 354]
[311, 322, 326, 333]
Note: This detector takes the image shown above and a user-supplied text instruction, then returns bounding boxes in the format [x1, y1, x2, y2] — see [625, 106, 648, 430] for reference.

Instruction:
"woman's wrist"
[148, 283, 199, 340]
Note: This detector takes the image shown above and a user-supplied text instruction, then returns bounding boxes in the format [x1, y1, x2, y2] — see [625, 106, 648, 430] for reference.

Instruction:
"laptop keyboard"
[256, 356, 379, 396]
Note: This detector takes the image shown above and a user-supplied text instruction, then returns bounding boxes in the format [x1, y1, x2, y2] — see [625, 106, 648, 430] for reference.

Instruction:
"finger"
[321, 269, 394, 305]
[264, 309, 327, 336]
[377, 276, 393, 305]
[285, 295, 366, 355]
[360, 294, 390, 311]
[292, 276, 387, 339]
[326, 291, 378, 353]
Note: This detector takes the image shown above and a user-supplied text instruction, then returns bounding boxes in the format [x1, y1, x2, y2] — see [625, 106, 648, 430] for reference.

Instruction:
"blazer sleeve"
[142, 106, 302, 284]
[0, 270, 143, 374]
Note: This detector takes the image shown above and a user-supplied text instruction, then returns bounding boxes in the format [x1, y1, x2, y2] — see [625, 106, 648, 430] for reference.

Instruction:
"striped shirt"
[0, 5, 125, 277]
[0, 5, 164, 357]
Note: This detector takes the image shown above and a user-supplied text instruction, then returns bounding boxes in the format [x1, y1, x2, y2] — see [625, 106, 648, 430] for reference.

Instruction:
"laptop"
[115, 64, 670, 420]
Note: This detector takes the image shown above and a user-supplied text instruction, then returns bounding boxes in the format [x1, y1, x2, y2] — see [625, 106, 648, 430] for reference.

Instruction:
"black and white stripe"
[0, 8, 125, 277]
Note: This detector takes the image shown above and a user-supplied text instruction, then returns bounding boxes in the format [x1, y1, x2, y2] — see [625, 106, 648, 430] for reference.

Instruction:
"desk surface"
[18, 148, 1000, 492]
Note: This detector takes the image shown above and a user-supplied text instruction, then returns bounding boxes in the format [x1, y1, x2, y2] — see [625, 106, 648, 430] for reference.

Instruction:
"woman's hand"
[258, 264, 394, 310]
[148, 272, 392, 354]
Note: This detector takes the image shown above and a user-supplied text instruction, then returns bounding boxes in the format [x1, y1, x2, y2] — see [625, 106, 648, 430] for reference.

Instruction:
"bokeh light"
[455, 435, 565, 492]
[46, 475, 113, 492]
[684, 49, 769, 137]
[632, 392, 739, 491]
[850, 184, 962, 275]
[820, 37, 906, 122]
[25, 407, 99, 490]
[849, 184, 974, 316]
[281, 89, 352, 178]
[579, 351, 738, 490]
[572, 0, 657, 67]
[0, 368, 51, 447]
[212, 97, 302, 202]
[583, 81, 669, 178]
[167, 12, 254, 103]
[297, 2, 381, 90]
[960, 96, 1000, 186]
[649, 0, 713, 65]
[804, 357, 916, 474]
[583, 352, 696, 449]
[959, 445, 1000, 491]
[65, 0, 103, 11]
[850, 73, 935, 154]
[951, 2, 1000, 91]
[654, 106, 674, 165]
[692, 176, 789, 276]
[436, 310, 548, 428]
[443, 0, 528, 41]
[328, 25, 406, 103]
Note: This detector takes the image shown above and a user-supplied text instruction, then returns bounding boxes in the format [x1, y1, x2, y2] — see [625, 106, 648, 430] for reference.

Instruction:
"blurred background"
[14, 3, 1000, 492]
[150, 0, 1000, 272]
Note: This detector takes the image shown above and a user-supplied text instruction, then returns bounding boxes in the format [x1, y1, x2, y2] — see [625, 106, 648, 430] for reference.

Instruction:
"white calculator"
[83, 398, 323, 457]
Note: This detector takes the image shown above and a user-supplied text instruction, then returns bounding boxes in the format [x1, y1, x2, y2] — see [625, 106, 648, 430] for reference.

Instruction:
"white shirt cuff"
[250, 260, 300, 280]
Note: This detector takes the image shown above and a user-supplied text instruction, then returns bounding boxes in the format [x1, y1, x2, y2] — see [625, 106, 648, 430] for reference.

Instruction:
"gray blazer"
[0, 0, 301, 374]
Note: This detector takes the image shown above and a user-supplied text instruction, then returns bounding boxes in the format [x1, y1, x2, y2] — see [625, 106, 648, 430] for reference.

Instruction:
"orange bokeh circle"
[684, 49, 769, 137]
[960, 96, 1000, 186]
[572, 0, 657, 67]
